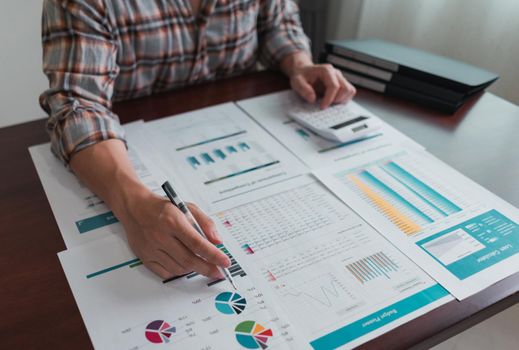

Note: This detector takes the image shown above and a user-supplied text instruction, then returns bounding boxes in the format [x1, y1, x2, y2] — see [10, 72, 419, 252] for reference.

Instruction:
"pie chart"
[144, 320, 176, 344]
[235, 320, 273, 349]
[215, 291, 247, 315]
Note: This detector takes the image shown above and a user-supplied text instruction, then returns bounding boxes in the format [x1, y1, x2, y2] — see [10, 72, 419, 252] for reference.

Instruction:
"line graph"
[278, 273, 356, 309]
[283, 277, 342, 308]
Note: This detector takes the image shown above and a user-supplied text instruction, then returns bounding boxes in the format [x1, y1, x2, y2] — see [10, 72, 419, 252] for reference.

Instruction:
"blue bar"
[186, 156, 201, 169]
[296, 128, 311, 140]
[86, 258, 141, 279]
[201, 153, 215, 164]
[359, 171, 434, 224]
[213, 149, 226, 160]
[238, 142, 250, 151]
[226, 145, 238, 154]
[380, 166, 448, 217]
[75, 212, 118, 234]
[366, 257, 388, 278]
[309, 284, 449, 349]
[384, 162, 462, 215]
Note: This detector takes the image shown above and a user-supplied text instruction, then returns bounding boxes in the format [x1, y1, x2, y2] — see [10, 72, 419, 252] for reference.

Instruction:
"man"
[40, 0, 356, 280]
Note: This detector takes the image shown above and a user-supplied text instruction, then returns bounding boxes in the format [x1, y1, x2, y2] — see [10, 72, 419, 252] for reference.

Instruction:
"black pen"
[161, 181, 237, 290]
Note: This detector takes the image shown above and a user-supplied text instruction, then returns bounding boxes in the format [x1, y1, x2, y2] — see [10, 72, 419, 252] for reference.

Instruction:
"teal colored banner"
[310, 284, 449, 350]
[416, 210, 519, 280]
[75, 211, 118, 234]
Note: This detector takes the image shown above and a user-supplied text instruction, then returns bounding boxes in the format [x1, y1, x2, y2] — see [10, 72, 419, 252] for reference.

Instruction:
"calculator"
[287, 101, 380, 143]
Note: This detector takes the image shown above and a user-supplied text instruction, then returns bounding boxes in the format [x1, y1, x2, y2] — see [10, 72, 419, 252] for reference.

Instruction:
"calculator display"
[330, 116, 369, 130]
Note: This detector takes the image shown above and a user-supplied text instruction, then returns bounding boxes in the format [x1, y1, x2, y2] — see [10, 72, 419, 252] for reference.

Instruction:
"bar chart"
[345, 252, 400, 284]
[180, 135, 280, 185]
[344, 159, 463, 235]
[185, 142, 253, 169]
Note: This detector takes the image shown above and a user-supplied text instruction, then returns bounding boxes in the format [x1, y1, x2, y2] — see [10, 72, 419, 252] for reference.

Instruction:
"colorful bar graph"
[348, 174, 422, 235]
[382, 162, 462, 215]
[345, 252, 398, 283]
[359, 170, 434, 224]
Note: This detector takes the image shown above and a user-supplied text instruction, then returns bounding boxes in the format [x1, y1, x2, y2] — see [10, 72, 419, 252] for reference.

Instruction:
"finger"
[161, 238, 223, 279]
[187, 203, 222, 244]
[333, 70, 349, 104]
[345, 80, 357, 102]
[173, 214, 231, 268]
[291, 75, 316, 103]
[143, 260, 172, 280]
[155, 249, 192, 277]
[320, 66, 340, 109]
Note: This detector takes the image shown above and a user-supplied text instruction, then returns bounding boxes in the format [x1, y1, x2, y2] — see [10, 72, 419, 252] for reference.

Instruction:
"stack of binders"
[322, 39, 499, 114]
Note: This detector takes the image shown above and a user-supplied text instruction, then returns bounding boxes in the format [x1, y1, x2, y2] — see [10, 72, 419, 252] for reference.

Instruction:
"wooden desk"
[0, 70, 517, 349]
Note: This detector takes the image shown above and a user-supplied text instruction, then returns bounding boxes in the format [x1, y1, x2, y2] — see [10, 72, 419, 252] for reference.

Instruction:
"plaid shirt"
[40, 0, 310, 163]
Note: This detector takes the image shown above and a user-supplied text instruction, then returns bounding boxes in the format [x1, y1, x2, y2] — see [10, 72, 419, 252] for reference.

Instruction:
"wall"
[325, 0, 363, 41]
[355, 0, 519, 104]
[0, 0, 47, 128]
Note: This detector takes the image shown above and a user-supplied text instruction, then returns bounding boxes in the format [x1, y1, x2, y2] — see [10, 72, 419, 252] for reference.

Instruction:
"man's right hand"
[118, 188, 231, 280]
[69, 139, 230, 280]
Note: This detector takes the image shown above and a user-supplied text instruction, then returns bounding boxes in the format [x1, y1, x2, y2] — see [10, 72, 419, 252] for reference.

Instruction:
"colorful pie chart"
[215, 291, 247, 315]
[235, 320, 273, 349]
[144, 320, 176, 344]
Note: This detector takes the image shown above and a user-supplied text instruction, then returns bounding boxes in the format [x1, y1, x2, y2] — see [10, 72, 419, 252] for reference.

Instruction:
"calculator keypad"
[290, 103, 359, 129]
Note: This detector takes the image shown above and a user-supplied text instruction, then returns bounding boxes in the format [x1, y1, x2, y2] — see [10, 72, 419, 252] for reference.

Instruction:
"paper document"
[212, 175, 451, 349]
[146, 103, 307, 213]
[314, 146, 519, 300]
[236, 91, 423, 169]
[59, 235, 307, 350]
[29, 121, 168, 248]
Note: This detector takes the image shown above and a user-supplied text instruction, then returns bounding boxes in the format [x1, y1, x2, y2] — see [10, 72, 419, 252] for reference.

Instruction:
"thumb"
[291, 74, 316, 103]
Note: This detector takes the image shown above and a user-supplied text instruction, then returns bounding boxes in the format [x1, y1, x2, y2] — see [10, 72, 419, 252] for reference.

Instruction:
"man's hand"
[280, 52, 356, 109]
[70, 140, 230, 280]
[119, 188, 230, 280]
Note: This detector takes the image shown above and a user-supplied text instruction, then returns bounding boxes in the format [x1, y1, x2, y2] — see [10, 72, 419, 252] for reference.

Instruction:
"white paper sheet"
[211, 175, 452, 349]
[29, 121, 168, 248]
[314, 146, 519, 300]
[236, 91, 424, 169]
[59, 235, 308, 350]
[145, 102, 308, 213]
